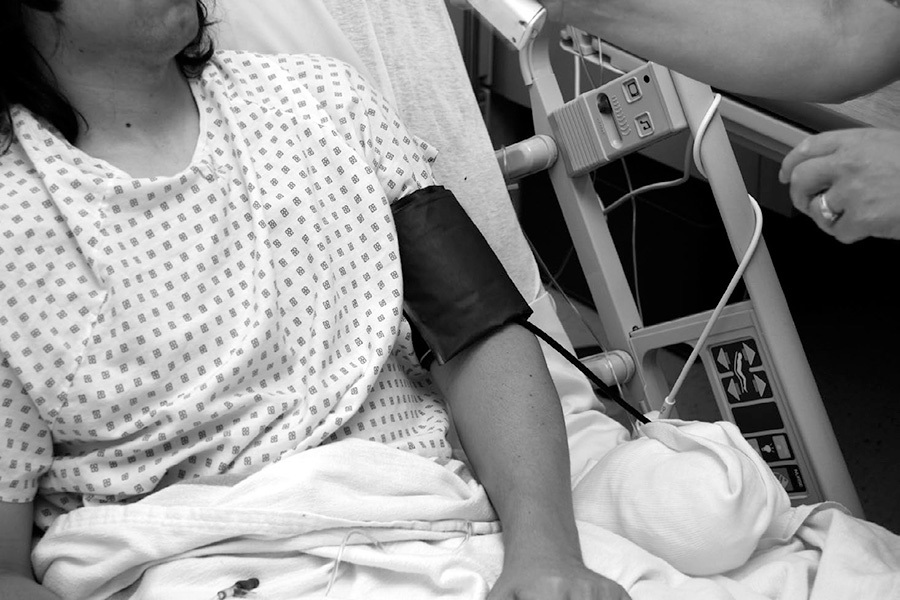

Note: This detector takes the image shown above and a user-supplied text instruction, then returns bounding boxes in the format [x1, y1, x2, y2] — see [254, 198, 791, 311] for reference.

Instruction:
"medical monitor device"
[549, 63, 687, 175]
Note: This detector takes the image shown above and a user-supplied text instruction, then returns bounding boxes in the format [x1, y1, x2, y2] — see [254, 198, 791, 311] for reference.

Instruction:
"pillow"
[572, 419, 791, 575]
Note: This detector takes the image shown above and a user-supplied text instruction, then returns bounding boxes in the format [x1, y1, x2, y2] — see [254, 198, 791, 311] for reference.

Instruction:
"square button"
[635, 112, 654, 138]
[770, 464, 807, 493]
[773, 434, 793, 459]
[622, 77, 642, 103]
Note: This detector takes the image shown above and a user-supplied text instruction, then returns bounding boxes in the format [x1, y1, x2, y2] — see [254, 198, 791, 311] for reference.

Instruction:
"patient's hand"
[488, 552, 631, 600]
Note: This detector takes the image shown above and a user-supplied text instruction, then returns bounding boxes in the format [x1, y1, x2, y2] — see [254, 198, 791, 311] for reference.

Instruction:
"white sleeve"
[0, 351, 53, 503]
[282, 54, 439, 202]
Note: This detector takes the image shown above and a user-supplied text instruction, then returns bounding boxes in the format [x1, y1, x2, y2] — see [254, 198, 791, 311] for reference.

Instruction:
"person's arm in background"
[0, 502, 60, 600]
[537, 0, 900, 102]
[431, 324, 631, 600]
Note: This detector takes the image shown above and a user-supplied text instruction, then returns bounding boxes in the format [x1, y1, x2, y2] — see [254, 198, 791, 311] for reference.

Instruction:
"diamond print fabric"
[0, 52, 450, 529]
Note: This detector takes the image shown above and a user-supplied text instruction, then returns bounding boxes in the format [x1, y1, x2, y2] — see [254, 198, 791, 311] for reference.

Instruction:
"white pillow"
[573, 419, 791, 575]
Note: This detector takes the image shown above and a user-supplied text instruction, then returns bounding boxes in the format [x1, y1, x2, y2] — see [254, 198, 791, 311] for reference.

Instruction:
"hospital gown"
[0, 51, 452, 531]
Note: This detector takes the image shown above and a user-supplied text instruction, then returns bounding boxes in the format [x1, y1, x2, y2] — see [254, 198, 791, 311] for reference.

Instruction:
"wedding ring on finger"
[814, 192, 840, 224]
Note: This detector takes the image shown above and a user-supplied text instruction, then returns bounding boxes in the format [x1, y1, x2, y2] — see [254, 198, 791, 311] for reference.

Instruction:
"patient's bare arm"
[432, 324, 631, 600]
[0, 502, 60, 600]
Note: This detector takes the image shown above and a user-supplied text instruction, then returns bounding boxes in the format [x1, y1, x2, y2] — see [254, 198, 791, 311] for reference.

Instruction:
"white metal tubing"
[525, 33, 651, 413]
[580, 350, 636, 388]
[495, 134, 559, 181]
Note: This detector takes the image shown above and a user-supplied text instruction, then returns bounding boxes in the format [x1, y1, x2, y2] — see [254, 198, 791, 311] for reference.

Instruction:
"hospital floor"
[489, 99, 900, 535]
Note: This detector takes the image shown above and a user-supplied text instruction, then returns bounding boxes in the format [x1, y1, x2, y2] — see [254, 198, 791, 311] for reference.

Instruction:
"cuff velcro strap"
[393, 185, 532, 367]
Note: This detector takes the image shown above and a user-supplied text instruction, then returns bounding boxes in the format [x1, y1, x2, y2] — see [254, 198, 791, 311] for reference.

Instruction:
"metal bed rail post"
[525, 33, 653, 413]
[665, 73, 863, 516]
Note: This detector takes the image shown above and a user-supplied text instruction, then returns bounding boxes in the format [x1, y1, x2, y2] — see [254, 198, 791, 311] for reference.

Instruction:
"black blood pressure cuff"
[393, 185, 532, 369]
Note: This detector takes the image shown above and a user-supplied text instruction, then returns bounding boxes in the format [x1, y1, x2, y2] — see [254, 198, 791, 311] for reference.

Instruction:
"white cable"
[658, 93, 762, 420]
[569, 26, 599, 89]
[594, 33, 605, 87]
[631, 175, 642, 321]
[605, 354, 626, 401]
[602, 140, 693, 214]
[324, 523, 475, 596]
[574, 54, 581, 97]
[617, 157, 644, 321]
[692, 93, 722, 178]
[658, 194, 762, 419]
[525, 234, 607, 345]
[602, 94, 720, 216]
[325, 530, 385, 596]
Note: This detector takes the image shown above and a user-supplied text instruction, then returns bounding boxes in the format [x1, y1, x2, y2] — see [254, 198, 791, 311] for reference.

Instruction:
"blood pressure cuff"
[393, 185, 532, 368]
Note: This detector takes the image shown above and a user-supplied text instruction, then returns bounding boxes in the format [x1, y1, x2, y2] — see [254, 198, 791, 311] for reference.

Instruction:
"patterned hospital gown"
[0, 51, 452, 530]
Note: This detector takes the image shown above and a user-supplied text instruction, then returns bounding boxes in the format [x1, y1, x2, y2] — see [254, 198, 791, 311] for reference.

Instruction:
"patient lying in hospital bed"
[2, 1, 898, 599]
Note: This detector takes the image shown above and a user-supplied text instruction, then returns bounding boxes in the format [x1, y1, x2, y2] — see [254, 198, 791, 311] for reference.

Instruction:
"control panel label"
[747, 433, 794, 463]
[770, 464, 807, 494]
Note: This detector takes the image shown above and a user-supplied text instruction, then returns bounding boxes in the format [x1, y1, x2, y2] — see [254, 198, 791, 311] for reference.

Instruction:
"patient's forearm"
[543, 0, 900, 102]
[432, 324, 582, 560]
[0, 571, 61, 600]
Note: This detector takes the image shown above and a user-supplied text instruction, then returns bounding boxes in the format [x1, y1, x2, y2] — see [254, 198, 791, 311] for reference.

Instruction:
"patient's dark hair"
[0, 0, 216, 149]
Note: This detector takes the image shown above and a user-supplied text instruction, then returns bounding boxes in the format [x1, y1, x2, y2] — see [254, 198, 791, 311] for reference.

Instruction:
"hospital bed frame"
[479, 9, 863, 515]
[219, 0, 862, 515]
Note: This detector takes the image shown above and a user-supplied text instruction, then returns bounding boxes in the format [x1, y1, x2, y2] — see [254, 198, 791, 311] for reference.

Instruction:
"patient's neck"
[22, 7, 202, 178]
[58, 59, 200, 178]
[29, 34, 199, 178]
[67, 61, 200, 177]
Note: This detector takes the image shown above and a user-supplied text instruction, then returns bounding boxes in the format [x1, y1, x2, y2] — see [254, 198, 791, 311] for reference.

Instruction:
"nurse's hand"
[780, 128, 900, 243]
[488, 551, 631, 600]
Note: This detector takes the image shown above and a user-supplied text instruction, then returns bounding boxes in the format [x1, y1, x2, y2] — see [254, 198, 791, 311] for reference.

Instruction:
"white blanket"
[33, 438, 900, 600]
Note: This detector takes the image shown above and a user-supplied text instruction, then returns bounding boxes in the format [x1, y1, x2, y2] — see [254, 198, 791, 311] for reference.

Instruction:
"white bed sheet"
[32, 438, 900, 600]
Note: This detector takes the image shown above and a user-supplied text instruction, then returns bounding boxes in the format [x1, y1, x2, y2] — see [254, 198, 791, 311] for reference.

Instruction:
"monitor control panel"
[549, 62, 687, 176]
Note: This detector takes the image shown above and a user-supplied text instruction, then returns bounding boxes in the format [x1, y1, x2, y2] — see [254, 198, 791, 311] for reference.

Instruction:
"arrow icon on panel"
[726, 379, 740, 401]
[717, 348, 731, 370]
[743, 342, 757, 365]
[754, 373, 768, 397]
